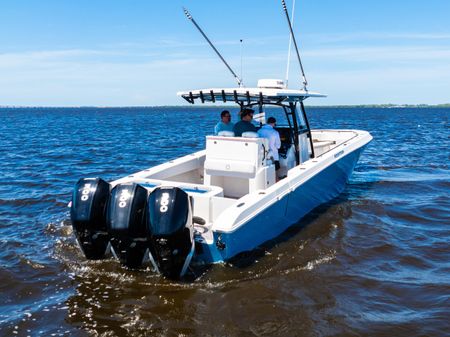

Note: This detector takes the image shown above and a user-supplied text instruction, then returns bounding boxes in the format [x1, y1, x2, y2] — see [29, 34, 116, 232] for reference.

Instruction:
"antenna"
[285, 0, 296, 88]
[281, 0, 308, 91]
[183, 7, 243, 87]
[240, 39, 243, 84]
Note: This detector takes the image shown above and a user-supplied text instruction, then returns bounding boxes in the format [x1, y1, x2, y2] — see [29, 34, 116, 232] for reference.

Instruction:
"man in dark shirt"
[233, 108, 257, 137]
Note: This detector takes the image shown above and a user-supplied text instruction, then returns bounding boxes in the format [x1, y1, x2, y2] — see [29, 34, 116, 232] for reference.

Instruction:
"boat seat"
[217, 130, 235, 137]
[313, 140, 336, 156]
[313, 140, 335, 147]
[204, 136, 267, 178]
[203, 136, 275, 198]
[242, 131, 258, 138]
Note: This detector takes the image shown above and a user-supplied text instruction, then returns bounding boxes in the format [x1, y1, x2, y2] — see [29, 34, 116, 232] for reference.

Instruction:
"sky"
[0, 0, 449, 106]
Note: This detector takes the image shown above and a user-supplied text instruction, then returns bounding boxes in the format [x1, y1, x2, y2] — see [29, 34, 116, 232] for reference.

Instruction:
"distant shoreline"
[1, 104, 449, 109]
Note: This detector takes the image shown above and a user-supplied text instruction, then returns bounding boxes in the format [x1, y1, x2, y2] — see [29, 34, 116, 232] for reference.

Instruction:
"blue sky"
[0, 0, 449, 106]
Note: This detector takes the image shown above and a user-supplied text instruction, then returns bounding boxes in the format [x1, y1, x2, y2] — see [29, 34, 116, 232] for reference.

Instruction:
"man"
[214, 110, 234, 135]
[257, 117, 281, 172]
[233, 108, 257, 137]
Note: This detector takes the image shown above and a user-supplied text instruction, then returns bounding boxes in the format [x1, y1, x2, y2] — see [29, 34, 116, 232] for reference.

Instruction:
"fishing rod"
[183, 7, 243, 87]
[281, 0, 308, 91]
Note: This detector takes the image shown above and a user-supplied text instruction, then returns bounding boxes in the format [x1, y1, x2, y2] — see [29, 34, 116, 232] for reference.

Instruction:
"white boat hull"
[195, 144, 367, 264]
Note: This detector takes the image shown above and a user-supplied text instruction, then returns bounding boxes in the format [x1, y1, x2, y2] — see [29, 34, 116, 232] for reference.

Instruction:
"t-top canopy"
[177, 87, 326, 105]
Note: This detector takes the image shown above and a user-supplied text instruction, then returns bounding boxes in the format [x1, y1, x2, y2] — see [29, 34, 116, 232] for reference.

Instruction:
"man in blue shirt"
[233, 108, 257, 137]
[214, 110, 234, 135]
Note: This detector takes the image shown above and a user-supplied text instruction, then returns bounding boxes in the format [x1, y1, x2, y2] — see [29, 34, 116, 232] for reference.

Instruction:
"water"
[0, 106, 448, 336]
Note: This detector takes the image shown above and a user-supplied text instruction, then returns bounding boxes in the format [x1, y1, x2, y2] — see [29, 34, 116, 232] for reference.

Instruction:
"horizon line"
[1, 103, 449, 109]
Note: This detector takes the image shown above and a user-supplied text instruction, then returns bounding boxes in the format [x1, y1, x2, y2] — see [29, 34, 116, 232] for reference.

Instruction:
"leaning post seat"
[241, 131, 258, 138]
[203, 135, 275, 198]
[217, 130, 235, 137]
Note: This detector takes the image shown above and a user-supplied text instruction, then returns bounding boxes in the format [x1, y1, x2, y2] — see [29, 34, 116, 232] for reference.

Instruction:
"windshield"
[244, 104, 307, 130]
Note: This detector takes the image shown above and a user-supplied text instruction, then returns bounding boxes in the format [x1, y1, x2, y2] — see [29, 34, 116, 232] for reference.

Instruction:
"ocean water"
[0, 106, 448, 336]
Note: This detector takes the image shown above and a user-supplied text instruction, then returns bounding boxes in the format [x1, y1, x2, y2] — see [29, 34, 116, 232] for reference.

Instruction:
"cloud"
[303, 45, 450, 62]
[0, 32, 449, 106]
[304, 32, 450, 44]
[0, 47, 228, 106]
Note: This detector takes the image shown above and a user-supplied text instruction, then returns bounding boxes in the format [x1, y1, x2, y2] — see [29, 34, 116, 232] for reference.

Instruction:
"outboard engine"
[70, 178, 111, 259]
[147, 187, 194, 279]
[107, 183, 149, 268]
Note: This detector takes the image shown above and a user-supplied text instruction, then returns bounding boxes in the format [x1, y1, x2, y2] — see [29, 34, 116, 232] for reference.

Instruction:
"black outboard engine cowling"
[70, 178, 111, 259]
[147, 186, 194, 279]
[107, 183, 149, 268]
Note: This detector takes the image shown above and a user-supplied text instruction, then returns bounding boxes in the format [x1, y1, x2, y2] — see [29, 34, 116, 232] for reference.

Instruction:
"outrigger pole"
[285, 0, 296, 88]
[183, 7, 244, 87]
[281, 0, 308, 91]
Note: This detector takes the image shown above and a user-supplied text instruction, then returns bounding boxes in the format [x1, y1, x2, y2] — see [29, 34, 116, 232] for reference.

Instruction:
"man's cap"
[267, 117, 276, 124]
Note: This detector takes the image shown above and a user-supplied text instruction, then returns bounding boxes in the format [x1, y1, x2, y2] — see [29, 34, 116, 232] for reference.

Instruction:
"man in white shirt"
[257, 116, 281, 173]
